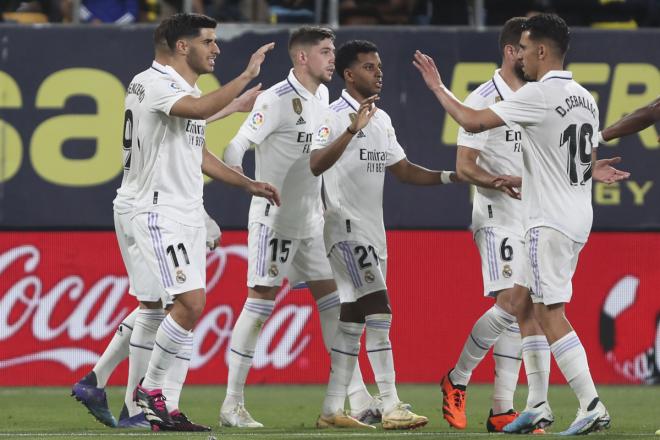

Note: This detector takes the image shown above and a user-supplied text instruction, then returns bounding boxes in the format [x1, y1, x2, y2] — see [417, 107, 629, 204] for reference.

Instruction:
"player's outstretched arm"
[413, 50, 504, 133]
[202, 145, 280, 206]
[387, 158, 457, 185]
[601, 96, 660, 143]
[456, 145, 510, 189]
[592, 151, 631, 184]
[171, 42, 275, 120]
[309, 95, 378, 176]
[206, 83, 262, 123]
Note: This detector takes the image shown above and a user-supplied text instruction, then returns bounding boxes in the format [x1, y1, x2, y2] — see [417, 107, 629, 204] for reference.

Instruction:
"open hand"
[244, 42, 275, 79]
[234, 83, 262, 113]
[493, 174, 522, 200]
[348, 95, 379, 133]
[593, 156, 630, 184]
[413, 50, 444, 92]
[249, 181, 280, 206]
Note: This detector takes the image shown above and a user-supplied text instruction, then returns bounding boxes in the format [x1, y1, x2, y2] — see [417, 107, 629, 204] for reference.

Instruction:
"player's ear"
[175, 39, 188, 55]
[537, 42, 546, 60]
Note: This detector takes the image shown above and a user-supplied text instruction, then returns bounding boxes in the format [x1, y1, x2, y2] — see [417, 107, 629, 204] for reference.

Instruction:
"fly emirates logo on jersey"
[185, 120, 205, 148]
[359, 148, 387, 173]
[0, 235, 314, 384]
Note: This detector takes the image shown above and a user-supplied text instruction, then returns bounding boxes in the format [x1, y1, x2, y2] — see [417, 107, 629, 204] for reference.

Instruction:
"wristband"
[440, 171, 454, 184]
[347, 126, 358, 135]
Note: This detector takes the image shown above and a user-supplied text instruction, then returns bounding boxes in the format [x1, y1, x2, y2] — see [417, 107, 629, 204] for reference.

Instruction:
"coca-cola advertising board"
[1, 231, 658, 386]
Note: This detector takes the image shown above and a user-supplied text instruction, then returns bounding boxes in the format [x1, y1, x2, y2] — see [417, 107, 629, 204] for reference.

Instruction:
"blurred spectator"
[339, 0, 418, 25]
[269, 0, 315, 23]
[61, 0, 139, 23]
[2, 0, 62, 22]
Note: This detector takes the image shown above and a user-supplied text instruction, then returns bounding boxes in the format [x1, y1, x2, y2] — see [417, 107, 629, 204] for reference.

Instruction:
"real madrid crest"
[176, 269, 187, 284]
[495, 96, 502, 103]
[364, 270, 375, 283]
[268, 264, 279, 278]
[292, 98, 303, 115]
[502, 264, 512, 278]
[349, 112, 357, 123]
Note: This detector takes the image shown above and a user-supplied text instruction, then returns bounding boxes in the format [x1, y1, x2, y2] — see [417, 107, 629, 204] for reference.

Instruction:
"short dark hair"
[335, 40, 378, 80]
[499, 17, 527, 52]
[154, 13, 218, 50]
[522, 13, 570, 55]
[288, 26, 335, 51]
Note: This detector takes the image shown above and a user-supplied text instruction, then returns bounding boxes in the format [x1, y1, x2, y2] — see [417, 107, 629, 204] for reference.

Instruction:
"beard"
[514, 63, 526, 81]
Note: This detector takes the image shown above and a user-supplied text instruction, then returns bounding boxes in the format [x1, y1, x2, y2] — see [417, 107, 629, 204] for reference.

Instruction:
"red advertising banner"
[1, 231, 658, 386]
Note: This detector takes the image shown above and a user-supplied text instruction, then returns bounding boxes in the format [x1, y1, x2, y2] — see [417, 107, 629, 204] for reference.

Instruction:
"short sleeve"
[310, 109, 344, 151]
[237, 92, 281, 145]
[147, 77, 192, 115]
[457, 91, 490, 150]
[489, 83, 546, 127]
[384, 119, 406, 166]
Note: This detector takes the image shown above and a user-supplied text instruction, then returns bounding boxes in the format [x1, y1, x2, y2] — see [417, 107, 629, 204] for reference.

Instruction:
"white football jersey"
[311, 90, 406, 259]
[129, 63, 206, 226]
[114, 60, 166, 215]
[490, 70, 599, 243]
[239, 69, 329, 238]
[457, 70, 523, 236]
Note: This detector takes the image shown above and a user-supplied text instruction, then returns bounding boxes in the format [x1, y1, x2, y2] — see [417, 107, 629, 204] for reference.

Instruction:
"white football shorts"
[474, 227, 526, 296]
[132, 212, 206, 300]
[524, 226, 584, 305]
[114, 210, 166, 302]
[247, 222, 333, 288]
[328, 241, 387, 303]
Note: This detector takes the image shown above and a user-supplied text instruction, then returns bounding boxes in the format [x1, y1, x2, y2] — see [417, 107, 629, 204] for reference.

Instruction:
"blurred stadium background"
[0, 0, 658, 435]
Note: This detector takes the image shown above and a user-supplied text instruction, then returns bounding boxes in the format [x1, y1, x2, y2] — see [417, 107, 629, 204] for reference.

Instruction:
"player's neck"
[345, 87, 365, 103]
[292, 67, 320, 95]
[170, 59, 199, 87]
[499, 66, 524, 92]
[535, 61, 565, 81]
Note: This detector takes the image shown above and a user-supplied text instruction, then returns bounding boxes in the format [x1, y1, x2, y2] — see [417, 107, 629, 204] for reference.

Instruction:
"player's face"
[513, 47, 525, 81]
[349, 51, 383, 97]
[305, 38, 335, 83]
[518, 31, 539, 81]
[187, 28, 220, 75]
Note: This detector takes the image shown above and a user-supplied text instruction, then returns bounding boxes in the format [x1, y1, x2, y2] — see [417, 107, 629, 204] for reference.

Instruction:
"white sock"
[142, 314, 189, 389]
[93, 307, 138, 388]
[316, 291, 341, 352]
[348, 363, 373, 414]
[125, 308, 165, 416]
[316, 291, 372, 412]
[492, 323, 522, 414]
[365, 313, 399, 414]
[164, 332, 193, 413]
[451, 305, 516, 386]
[223, 298, 274, 410]
[322, 321, 364, 416]
[551, 331, 598, 410]
[522, 335, 551, 410]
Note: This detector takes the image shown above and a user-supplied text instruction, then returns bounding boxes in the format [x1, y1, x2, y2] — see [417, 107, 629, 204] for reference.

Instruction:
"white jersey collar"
[492, 69, 515, 100]
[151, 60, 168, 74]
[339, 89, 359, 111]
[287, 69, 323, 102]
[540, 70, 573, 82]
[163, 64, 200, 94]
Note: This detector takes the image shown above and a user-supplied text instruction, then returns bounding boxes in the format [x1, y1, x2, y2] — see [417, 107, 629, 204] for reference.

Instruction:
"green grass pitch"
[1, 384, 659, 439]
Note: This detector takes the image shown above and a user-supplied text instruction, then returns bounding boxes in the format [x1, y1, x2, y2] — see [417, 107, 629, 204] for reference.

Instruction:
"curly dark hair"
[522, 13, 570, 55]
[335, 40, 378, 80]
